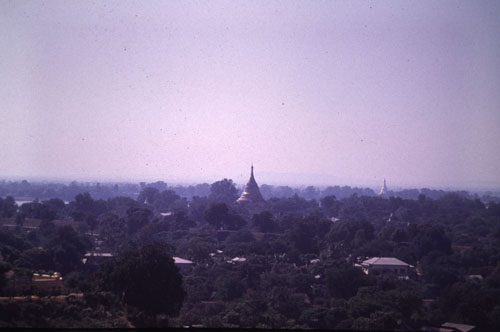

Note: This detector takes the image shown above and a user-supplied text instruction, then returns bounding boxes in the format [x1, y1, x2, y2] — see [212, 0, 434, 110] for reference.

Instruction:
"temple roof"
[237, 165, 265, 203]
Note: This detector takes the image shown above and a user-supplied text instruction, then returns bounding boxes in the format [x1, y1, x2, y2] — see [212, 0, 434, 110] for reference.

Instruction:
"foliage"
[0, 196, 17, 218]
[125, 207, 152, 234]
[209, 179, 238, 204]
[48, 225, 92, 274]
[94, 242, 185, 324]
[2, 182, 500, 329]
[205, 203, 246, 231]
[252, 211, 277, 233]
[326, 265, 373, 299]
[0, 292, 129, 328]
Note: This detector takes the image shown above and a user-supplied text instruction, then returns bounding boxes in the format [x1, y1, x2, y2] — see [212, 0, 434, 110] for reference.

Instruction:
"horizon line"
[1, 174, 499, 194]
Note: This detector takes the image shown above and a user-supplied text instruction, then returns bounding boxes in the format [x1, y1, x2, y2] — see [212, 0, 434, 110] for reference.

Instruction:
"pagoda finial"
[251, 164, 254, 178]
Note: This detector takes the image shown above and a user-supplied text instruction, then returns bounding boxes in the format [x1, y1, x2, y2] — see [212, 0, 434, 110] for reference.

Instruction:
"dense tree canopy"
[48, 226, 92, 274]
[94, 242, 185, 325]
[1, 180, 500, 329]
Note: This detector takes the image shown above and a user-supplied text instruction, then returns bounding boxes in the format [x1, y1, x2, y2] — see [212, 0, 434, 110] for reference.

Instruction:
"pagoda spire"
[237, 164, 265, 204]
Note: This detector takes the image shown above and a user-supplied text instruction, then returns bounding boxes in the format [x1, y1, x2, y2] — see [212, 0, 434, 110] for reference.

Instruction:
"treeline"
[0, 180, 138, 201]
[2, 179, 499, 203]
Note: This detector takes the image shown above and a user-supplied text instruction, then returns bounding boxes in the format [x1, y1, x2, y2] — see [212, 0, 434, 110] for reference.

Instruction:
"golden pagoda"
[237, 165, 265, 204]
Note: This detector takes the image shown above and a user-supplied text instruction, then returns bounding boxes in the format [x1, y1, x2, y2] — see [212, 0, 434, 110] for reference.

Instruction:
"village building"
[173, 256, 193, 274]
[81, 252, 115, 274]
[3, 270, 64, 295]
[83, 252, 114, 265]
[359, 257, 414, 277]
[32, 272, 63, 291]
[227, 257, 247, 264]
[440, 322, 475, 332]
[466, 274, 483, 281]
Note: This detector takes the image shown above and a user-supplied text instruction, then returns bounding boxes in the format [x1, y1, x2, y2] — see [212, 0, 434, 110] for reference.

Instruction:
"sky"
[1, 0, 500, 190]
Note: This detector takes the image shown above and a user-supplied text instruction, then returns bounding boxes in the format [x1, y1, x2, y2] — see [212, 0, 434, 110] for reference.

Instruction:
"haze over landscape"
[4, 2, 500, 330]
[1, 1, 500, 190]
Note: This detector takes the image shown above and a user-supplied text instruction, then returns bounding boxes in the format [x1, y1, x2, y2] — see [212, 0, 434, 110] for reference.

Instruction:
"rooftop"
[362, 257, 411, 266]
[228, 257, 247, 263]
[84, 252, 114, 257]
[173, 257, 193, 264]
[441, 322, 475, 332]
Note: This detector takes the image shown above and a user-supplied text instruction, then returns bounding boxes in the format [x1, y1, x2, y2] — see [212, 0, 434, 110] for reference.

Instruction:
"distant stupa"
[378, 179, 388, 197]
[237, 165, 265, 204]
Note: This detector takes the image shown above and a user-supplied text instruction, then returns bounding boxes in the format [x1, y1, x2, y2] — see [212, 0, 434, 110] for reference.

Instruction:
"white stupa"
[378, 179, 388, 197]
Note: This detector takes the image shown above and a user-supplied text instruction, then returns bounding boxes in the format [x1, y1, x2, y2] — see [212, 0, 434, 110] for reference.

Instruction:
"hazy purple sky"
[1, 1, 500, 189]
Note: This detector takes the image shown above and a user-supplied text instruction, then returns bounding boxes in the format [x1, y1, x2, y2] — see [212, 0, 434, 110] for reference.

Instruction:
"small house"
[360, 257, 413, 277]
[32, 272, 63, 291]
[83, 252, 114, 265]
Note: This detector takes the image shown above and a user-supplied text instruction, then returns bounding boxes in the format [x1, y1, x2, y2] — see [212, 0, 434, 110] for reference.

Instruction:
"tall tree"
[47, 225, 92, 274]
[209, 179, 238, 204]
[94, 242, 185, 326]
[205, 203, 229, 230]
